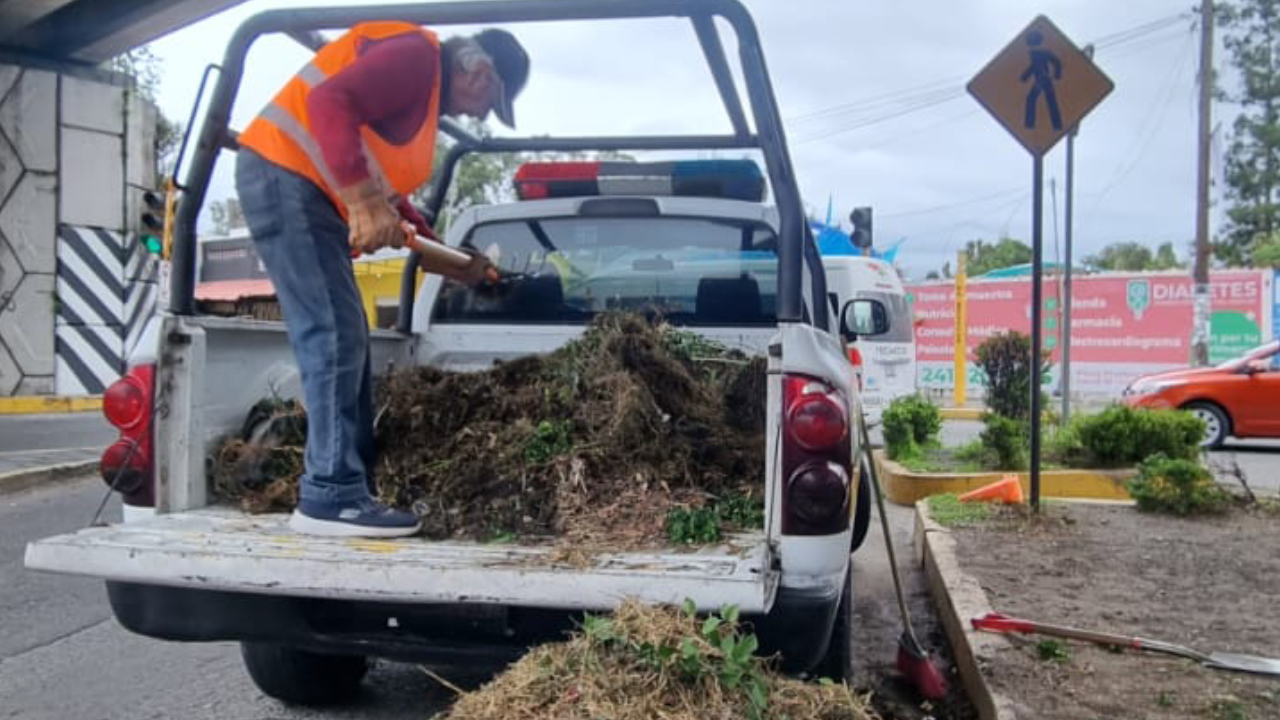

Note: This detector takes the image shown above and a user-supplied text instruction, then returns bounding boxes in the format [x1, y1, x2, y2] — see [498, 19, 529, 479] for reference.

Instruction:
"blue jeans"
[236, 149, 376, 508]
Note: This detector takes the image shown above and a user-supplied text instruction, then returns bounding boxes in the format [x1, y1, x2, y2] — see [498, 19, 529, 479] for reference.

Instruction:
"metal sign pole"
[1062, 127, 1075, 423]
[1030, 154, 1044, 512]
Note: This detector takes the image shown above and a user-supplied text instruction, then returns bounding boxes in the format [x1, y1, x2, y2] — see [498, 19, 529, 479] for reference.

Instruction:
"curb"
[940, 407, 983, 420]
[913, 500, 1022, 720]
[0, 460, 99, 495]
[0, 396, 102, 415]
[875, 450, 1134, 505]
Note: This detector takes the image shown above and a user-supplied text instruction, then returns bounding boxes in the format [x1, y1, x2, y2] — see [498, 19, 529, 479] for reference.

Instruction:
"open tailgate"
[25, 509, 777, 612]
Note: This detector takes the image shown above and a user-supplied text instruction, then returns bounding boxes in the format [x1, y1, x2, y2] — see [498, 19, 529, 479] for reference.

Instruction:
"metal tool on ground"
[972, 612, 1280, 677]
[858, 417, 948, 700]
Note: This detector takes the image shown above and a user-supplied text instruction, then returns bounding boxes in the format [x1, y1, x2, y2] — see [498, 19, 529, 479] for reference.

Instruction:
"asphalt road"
[0, 477, 463, 720]
[0, 414, 114, 454]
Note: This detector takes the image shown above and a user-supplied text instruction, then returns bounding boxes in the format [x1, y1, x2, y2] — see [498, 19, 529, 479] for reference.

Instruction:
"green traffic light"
[141, 234, 162, 254]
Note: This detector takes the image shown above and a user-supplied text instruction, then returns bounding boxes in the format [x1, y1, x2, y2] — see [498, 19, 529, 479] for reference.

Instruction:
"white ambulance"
[823, 256, 918, 424]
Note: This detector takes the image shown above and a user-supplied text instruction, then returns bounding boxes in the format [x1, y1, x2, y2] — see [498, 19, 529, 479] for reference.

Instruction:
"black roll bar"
[170, 0, 806, 326]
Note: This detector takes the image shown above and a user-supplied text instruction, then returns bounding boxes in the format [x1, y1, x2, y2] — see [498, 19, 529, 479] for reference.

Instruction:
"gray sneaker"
[289, 497, 422, 538]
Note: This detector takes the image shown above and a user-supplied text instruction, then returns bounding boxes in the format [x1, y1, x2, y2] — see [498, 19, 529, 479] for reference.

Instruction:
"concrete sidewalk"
[0, 412, 109, 493]
[0, 448, 101, 476]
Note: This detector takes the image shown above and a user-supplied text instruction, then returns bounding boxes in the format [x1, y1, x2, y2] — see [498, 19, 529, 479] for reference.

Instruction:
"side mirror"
[841, 298, 889, 339]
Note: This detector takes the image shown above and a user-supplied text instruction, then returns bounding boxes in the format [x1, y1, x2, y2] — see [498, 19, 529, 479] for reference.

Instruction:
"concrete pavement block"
[0, 231, 20, 300]
[59, 128, 123, 230]
[0, 132, 21, 205]
[0, 272, 54, 375]
[0, 69, 57, 172]
[61, 75, 125, 135]
[0, 172, 57, 273]
[15, 375, 54, 395]
[125, 94, 157, 188]
[0, 337, 18, 395]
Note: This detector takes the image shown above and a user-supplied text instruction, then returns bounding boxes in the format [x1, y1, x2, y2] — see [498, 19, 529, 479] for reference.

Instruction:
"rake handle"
[972, 613, 1209, 662]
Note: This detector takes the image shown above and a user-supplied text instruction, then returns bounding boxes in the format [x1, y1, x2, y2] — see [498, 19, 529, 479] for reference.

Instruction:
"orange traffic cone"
[959, 475, 1025, 504]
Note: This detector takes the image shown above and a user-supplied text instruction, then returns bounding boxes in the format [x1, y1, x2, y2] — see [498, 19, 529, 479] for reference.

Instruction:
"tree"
[1215, 0, 1280, 266]
[1251, 230, 1280, 265]
[925, 270, 941, 280]
[1084, 241, 1185, 271]
[209, 198, 246, 235]
[105, 46, 183, 178]
[962, 237, 1032, 276]
[1152, 242, 1182, 270]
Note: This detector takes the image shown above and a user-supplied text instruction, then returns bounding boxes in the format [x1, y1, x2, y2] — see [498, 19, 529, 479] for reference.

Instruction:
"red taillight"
[104, 377, 146, 429]
[100, 365, 155, 507]
[787, 462, 850, 527]
[847, 346, 864, 392]
[785, 377, 848, 450]
[781, 374, 851, 535]
[100, 439, 150, 495]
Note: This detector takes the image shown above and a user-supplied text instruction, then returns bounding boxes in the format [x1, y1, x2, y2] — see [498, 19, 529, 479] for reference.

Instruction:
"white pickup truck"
[24, 0, 890, 705]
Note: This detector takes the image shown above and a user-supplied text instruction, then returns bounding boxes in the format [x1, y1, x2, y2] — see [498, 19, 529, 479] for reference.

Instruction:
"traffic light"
[138, 179, 176, 257]
[140, 190, 164, 254]
[849, 206, 873, 250]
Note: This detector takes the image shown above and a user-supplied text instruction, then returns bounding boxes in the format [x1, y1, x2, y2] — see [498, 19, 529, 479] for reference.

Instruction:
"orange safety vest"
[238, 21, 441, 218]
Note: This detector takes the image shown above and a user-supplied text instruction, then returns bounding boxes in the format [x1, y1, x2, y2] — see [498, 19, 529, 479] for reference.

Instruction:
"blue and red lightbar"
[514, 159, 766, 202]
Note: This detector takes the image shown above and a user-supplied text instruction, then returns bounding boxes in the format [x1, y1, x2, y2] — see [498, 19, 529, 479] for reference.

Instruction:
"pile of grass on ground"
[211, 314, 768, 546]
[438, 601, 878, 720]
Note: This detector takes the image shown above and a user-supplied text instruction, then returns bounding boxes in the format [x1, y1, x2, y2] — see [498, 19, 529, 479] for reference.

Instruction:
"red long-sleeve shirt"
[306, 33, 440, 232]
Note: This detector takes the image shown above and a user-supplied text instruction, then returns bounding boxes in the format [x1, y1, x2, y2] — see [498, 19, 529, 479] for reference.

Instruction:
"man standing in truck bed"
[236, 23, 529, 537]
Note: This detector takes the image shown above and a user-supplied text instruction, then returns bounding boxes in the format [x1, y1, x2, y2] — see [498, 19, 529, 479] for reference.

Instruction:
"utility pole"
[1192, 0, 1214, 366]
[1062, 45, 1092, 422]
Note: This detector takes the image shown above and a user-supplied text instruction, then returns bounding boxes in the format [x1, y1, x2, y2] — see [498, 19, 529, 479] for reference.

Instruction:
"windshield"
[1217, 340, 1280, 369]
[432, 215, 778, 326]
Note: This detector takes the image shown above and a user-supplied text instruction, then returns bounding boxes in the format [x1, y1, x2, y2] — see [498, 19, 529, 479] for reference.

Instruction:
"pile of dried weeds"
[211, 314, 767, 546]
[437, 601, 878, 720]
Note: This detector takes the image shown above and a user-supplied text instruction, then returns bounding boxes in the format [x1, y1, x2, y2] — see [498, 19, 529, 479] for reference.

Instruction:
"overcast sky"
[147, 0, 1219, 279]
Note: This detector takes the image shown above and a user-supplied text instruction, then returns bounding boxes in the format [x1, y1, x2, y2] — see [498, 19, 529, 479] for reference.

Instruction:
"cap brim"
[493, 91, 515, 128]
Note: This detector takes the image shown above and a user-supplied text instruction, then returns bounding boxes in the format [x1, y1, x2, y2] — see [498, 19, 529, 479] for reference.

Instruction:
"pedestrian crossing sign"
[967, 15, 1113, 156]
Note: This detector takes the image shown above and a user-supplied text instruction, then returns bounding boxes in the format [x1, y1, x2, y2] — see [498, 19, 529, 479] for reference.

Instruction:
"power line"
[1086, 28, 1197, 216]
[783, 11, 1196, 140]
[880, 186, 1027, 220]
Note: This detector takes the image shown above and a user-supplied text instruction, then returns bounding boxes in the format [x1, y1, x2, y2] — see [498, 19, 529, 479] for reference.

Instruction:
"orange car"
[1122, 340, 1280, 448]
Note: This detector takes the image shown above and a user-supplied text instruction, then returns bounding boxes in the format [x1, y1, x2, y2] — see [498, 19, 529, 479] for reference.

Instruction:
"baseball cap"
[473, 28, 529, 128]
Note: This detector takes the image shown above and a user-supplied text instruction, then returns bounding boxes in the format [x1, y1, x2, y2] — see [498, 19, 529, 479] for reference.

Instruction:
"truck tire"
[850, 454, 872, 553]
[240, 642, 368, 706]
[812, 566, 855, 682]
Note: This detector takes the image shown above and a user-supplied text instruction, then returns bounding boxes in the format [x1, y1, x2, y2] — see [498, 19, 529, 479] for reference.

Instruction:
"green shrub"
[975, 332, 1047, 421]
[883, 394, 941, 460]
[1073, 405, 1204, 467]
[980, 413, 1028, 470]
[1044, 419, 1086, 467]
[1129, 453, 1231, 516]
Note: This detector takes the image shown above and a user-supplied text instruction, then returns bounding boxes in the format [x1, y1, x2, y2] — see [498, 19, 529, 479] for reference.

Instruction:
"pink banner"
[907, 270, 1272, 396]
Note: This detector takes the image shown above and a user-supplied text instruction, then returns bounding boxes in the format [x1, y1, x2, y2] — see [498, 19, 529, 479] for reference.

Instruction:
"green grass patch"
[1036, 638, 1070, 664]
[926, 492, 992, 527]
[665, 492, 765, 545]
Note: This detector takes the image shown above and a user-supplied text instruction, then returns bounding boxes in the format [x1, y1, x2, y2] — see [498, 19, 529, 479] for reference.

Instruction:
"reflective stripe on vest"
[238, 22, 440, 217]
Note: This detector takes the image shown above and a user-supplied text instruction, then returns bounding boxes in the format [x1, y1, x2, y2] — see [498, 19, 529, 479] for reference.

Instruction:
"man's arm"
[307, 34, 439, 187]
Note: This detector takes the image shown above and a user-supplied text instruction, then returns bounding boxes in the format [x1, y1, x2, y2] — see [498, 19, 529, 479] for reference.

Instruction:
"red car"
[1123, 340, 1280, 448]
